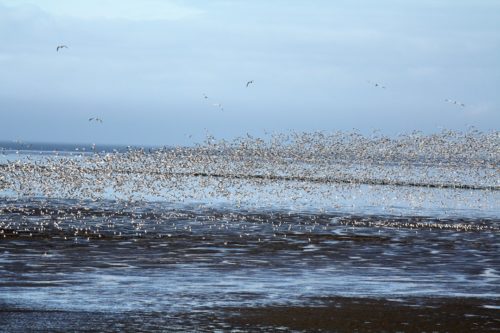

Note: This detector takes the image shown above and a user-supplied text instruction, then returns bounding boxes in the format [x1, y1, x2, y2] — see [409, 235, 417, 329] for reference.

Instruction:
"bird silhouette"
[89, 117, 103, 123]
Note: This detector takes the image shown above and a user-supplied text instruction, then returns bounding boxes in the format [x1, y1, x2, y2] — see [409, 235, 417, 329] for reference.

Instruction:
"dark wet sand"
[227, 297, 500, 332]
[1, 297, 498, 332]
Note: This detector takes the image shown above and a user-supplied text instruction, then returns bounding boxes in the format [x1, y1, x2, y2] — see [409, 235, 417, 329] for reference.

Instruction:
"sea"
[0, 133, 499, 332]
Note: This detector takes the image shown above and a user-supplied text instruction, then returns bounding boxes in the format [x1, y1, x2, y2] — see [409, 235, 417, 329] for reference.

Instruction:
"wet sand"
[227, 297, 500, 332]
[1, 297, 498, 332]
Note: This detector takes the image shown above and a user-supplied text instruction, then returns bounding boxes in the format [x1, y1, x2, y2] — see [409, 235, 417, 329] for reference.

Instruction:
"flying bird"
[445, 99, 465, 107]
[246, 80, 254, 88]
[212, 103, 224, 111]
[89, 117, 103, 123]
[367, 80, 386, 89]
[56, 45, 68, 52]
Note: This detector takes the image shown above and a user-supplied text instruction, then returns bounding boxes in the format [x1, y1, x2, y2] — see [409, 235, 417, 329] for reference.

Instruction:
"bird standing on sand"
[246, 80, 254, 88]
[56, 45, 68, 52]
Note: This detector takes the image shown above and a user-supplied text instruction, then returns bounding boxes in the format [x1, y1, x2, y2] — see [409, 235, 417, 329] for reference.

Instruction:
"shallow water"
[0, 133, 499, 331]
[1, 199, 498, 315]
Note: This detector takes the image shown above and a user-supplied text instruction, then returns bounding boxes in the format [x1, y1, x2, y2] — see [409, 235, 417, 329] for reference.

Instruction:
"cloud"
[0, 0, 203, 21]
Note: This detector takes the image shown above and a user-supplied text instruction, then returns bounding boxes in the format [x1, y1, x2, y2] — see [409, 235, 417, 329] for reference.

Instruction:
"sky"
[0, 0, 499, 146]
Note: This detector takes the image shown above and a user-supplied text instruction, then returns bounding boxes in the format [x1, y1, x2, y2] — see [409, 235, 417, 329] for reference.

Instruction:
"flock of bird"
[0, 45, 495, 227]
[0, 129, 498, 242]
[54, 43, 469, 125]
[202, 80, 254, 112]
[57, 44, 256, 119]
[0, 129, 497, 207]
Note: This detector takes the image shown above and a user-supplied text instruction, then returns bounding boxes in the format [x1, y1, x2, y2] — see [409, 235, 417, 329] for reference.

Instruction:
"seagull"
[368, 80, 386, 89]
[203, 94, 209, 99]
[89, 117, 103, 123]
[246, 80, 254, 88]
[213, 103, 223, 110]
[445, 99, 465, 107]
[56, 45, 68, 52]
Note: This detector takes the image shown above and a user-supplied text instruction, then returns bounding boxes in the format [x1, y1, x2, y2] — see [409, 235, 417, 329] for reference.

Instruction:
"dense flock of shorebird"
[0, 130, 498, 207]
[0, 129, 498, 242]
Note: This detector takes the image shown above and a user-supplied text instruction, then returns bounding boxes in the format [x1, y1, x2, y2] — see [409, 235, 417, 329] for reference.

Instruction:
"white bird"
[445, 99, 465, 107]
[212, 103, 224, 111]
[367, 80, 386, 89]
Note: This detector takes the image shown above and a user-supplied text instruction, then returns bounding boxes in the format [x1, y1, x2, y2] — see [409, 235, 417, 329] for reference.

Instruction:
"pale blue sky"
[0, 0, 499, 145]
